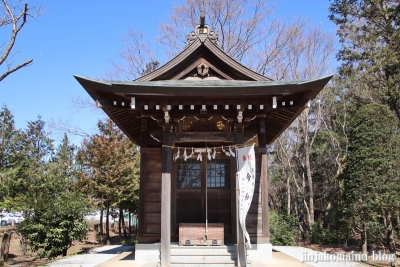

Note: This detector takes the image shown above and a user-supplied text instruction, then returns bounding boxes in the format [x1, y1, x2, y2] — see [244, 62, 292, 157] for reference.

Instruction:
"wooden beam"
[138, 150, 147, 241]
[120, 96, 276, 107]
[175, 132, 232, 142]
[259, 118, 270, 243]
[141, 119, 148, 148]
[132, 95, 308, 110]
[261, 153, 270, 243]
[258, 118, 266, 148]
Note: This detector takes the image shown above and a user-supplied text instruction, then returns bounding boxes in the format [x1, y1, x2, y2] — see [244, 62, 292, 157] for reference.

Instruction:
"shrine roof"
[74, 75, 332, 98]
[135, 37, 271, 82]
[74, 14, 333, 146]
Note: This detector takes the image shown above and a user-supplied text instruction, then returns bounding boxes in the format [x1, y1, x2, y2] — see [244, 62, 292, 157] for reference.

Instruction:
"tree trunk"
[287, 174, 291, 214]
[19, 234, 28, 256]
[386, 222, 397, 267]
[122, 211, 127, 238]
[119, 206, 123, 237]
[305, 145, 314, 230]
[62, 248, 67, 257]
[324, 189, 334, 229]
[361, 227, 368, 261]
[301, 171, 309, 242]
[128, 209, 132, 235]
[105, 200, 110, 245]
[99, 200, 104, 244]
[0, 230, 12, 262]
[298, 192, 307, 242]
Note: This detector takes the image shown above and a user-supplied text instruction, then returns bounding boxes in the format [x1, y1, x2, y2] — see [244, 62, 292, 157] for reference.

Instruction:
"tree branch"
[0, 1, 44, 83]
[0, 58, 32, 82]
[0, 1, 28, 66]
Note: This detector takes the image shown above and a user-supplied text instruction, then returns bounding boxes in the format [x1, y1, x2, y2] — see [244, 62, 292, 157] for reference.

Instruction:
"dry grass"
[3, 224, 136, 267]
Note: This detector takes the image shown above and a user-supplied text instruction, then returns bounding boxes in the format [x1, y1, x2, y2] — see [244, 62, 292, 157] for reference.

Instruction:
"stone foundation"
[135, 243, 160, 262]
[247, 243, 273, 262]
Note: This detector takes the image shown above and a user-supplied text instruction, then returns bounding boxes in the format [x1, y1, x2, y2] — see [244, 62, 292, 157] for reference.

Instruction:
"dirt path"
[4, 231, 100, 267]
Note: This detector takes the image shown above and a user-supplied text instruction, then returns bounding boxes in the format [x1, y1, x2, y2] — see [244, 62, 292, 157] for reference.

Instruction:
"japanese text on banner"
[236, 144, 255, 248]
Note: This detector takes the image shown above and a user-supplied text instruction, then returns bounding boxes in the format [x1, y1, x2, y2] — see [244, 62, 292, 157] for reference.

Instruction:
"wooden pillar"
[259, 118, 271, 243]
[141, 119, 148, 148]
[235, 128, 247, 267]
[161, 130, 172, 267]
[138, 119, 148, 241]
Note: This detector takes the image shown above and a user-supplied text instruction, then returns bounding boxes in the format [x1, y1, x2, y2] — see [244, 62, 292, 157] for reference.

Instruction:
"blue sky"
[0, 0, 336, 146]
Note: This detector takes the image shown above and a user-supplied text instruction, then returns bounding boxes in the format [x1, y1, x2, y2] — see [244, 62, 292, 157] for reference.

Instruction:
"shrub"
[269, 211, 300, 245]
[311, 222, 336, 244]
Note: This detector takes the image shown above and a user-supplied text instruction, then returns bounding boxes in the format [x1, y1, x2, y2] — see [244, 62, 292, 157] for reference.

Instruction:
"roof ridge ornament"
[186, 11, 219, 47]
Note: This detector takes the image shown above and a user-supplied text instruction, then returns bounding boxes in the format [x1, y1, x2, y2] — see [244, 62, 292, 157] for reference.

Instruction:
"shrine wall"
[138, 148, 162, 243]
[137, 147, 269, 244]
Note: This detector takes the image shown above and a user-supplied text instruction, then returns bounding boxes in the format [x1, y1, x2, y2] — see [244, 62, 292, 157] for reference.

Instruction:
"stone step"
[172, 249, 235, 256]
[171, 245, 237, 250]
[172, 255, 237, 263]
[170, 259, 251, 267]
[169, 258, 251, 267]
[171, 263, 237, 267]
[168, 245, 251, 267]
[171, 264, 236, 267]
[171, 245, 237, 256]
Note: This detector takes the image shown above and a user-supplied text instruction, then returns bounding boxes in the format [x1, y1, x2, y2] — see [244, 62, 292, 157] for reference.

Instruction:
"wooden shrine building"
[75, 14, 332, 267]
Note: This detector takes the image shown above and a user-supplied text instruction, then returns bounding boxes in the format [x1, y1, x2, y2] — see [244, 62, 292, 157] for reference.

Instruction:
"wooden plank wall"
[137, 147, 269, 244]
[138, 148, 162, 243]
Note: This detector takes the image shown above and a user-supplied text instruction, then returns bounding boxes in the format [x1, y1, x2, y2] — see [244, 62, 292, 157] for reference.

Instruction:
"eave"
[74, 75, 333, 146]
[74, 75, 332, 97]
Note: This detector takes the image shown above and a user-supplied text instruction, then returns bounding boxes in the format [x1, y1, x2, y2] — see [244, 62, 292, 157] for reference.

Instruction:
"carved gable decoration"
[197, 62, 209, 77]
[186, 31, 197, 45]
[186, 27, 220, 47]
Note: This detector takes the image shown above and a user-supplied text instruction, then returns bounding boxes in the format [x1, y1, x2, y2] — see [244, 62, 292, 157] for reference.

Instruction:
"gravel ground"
[45, 245, 134, 267]
[273, 246, 370, 267]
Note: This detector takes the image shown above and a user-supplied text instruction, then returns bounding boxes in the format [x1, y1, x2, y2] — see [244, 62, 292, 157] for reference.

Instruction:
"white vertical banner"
[236, 144, 256, 248]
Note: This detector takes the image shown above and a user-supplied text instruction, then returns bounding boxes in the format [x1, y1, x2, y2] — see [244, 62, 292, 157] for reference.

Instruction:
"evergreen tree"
[4, 117, 53, 211]
[0, 105, 17, 170]
[0, 105, 19, 207]
[343, 104, 400, 260]
[2, 116, 89, 259]
[329, 0, 400, 121]
[18, 134, 89, 258]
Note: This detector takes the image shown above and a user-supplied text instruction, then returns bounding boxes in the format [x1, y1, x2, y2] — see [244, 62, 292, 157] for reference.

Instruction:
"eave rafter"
[97, 95, 309, 112]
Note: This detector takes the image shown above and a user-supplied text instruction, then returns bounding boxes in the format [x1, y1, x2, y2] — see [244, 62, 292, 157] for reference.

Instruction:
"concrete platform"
[47, 245, 371, 267]
[94, 247, 312, 267]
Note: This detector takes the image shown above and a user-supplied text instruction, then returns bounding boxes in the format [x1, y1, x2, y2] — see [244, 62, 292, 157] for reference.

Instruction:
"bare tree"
[48, 95, 105, 139]
[159, 0, 274, 61]
[107, 0, 274, 80]
[0, 0, 43, 82]
[110, 0, 335, 82]
[106, 28, 158, 80]
[269, 25, 336, 238]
